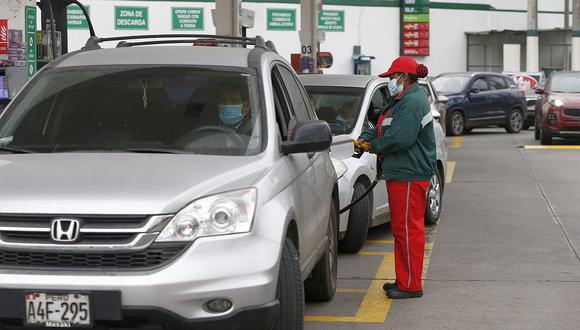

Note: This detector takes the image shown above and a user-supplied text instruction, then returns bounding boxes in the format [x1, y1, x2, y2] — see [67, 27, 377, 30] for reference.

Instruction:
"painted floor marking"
[524, 145, 580, 149]
[305, 227, 439, 324]
[446, 161, 456, 184]
[449, 136, 464, 149]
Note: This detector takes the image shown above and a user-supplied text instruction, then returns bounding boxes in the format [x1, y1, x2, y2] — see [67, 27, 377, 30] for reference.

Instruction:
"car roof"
[54, 46, 254, 68]
[299, 74, 383, 88]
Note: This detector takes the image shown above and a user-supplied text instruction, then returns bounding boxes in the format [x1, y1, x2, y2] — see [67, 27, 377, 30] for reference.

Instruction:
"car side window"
[276, 65, 311, 122]
[367, 87, 386, 124]
[502, 77, 514, 89]
[471, 78, 489, 91]
[271, 68, 294, 140]
[487, 76, 508, 90]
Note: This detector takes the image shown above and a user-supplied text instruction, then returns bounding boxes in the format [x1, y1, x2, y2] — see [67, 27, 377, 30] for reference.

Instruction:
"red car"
[535, 71, 580, 145]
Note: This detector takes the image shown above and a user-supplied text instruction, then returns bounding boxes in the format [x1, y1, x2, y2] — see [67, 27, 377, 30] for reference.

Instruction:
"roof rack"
[82, 34, 277, 53]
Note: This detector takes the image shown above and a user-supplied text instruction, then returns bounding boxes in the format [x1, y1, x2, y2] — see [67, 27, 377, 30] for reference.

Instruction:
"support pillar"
[526, 0, 539, 72]
[572, 0, 580, 70]
[215, 0, 241, 37]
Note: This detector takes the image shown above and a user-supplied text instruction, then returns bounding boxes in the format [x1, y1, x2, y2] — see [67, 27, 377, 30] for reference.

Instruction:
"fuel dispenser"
[0, 0, 92, 111]
[352, 45, 375, 76]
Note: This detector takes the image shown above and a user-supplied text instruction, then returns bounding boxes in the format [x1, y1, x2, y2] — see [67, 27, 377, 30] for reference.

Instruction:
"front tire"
[305, 199, 338, 302]
[339, 182, 371, 254]
[505, 109, 524, 133]
[425, 170, 443, 226]
[276, 238, 304, 330]
[447, 111, 465, 136]
[540, 128, 553, 145]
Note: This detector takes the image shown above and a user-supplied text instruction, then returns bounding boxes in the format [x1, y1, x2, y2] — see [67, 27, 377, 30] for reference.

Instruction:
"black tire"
[276, 238, 304, 330]
[534, 123, 540, 140]
[447, 111, 465, 136]
[505, 109, 524, 133]
[304, 199, 338, 302]
[540, 128, 553, 145]
[339, 182, 371, 254]
[425, 169, 443, 226]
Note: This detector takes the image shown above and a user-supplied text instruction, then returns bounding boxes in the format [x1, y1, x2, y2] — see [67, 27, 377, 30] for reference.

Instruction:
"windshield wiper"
[0, 146, 34, 154]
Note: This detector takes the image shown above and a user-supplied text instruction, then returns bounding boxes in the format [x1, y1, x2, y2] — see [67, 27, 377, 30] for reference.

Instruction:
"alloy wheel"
[428, 174, 442, 217]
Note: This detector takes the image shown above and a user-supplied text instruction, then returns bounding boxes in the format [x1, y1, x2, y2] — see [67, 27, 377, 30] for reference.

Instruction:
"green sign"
[403, 0, 430, 5]
[403, 6, 429, 14]
[318, 10, 344, 32]
[267, 9, 296, 31]
[25, 6, 37, 80]
[67, 5, 90, 30]
[403, 14, 430, 23]
[172, 7, 204, 31]
[115, 6, 149, 30]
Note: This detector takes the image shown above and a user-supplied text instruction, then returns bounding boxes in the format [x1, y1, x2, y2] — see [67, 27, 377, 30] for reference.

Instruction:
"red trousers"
[387, 180, 430, 292]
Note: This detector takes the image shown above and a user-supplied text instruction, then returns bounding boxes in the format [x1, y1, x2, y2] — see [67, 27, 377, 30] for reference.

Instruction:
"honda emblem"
[50, 219, 80, 242]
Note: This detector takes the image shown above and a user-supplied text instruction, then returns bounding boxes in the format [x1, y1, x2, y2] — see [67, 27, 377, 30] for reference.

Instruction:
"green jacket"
[360, 83, 437, 182]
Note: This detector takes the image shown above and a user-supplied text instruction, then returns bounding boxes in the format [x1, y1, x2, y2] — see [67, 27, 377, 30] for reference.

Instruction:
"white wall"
[66, 1, 570, 76]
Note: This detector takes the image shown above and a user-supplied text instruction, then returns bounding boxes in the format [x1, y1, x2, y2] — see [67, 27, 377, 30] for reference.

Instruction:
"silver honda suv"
[0, 35, 338, 329]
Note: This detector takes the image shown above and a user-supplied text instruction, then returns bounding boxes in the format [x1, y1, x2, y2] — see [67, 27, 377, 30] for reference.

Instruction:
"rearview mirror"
[437, 95, 449, 103]
[535, 88, 545, 95]
[281, 120, 332, 155]
[468, 88, 480, 94]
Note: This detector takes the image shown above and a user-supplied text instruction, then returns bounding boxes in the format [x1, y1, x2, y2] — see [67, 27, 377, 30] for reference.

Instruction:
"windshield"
[550, 73, 580, 93]
[432, 75, 471, 94]
[0, 66, 262, 155]
[305, 87, 364, 135]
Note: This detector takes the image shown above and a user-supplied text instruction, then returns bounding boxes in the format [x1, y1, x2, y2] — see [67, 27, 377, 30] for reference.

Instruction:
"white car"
[301, 75, 448, 253]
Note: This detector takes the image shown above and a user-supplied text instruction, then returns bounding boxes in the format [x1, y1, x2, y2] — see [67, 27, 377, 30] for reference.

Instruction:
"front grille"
[561, 126, 580, 132]
[0, 244, 188, 270]
[564, 108, 580, 117]
[0, 214, 169, 248]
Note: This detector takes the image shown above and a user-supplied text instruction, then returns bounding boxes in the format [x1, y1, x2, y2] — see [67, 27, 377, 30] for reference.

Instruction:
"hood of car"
[551, 92, 580, 106]
[0, 153, 266, 215]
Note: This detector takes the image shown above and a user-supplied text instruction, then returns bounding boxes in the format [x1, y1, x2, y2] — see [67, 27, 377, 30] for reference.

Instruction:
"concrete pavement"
[306, 128, 580, 329]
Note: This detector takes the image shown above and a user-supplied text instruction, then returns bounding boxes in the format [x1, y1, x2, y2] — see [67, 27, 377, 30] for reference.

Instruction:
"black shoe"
[387, 287, 423, 299]
[383, 282, 397, 293]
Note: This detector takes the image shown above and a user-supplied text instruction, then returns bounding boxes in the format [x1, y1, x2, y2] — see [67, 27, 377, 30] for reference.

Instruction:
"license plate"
[24, 292, 91, 327]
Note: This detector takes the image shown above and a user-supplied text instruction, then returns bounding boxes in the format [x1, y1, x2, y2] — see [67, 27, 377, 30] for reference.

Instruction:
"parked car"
[432, 72, 527, 136]
[503, 71, 545, 129]
[534, 71, 580, 145]
[0, 35, 338, 329]
[300, 74, 447, 253]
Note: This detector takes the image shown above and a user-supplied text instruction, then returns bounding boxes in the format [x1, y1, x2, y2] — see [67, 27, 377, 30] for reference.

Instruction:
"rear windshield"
[550, 73, 580, 93]
[432, 75, 471, 94]
[0, 66, 262, 155]
[305, 87, 364, 135]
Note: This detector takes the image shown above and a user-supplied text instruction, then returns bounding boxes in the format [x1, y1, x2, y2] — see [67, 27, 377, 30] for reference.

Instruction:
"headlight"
[548, 95, 565, 108]
[156, 188, 257, 242]
[331, 158, 347, 179]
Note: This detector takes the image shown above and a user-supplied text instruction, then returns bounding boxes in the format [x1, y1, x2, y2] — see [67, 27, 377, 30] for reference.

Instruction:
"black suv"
[432, 72, 527, 136]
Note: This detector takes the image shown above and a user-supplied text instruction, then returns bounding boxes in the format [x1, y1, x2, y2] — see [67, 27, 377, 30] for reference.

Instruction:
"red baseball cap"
[379, 56, 427, 78]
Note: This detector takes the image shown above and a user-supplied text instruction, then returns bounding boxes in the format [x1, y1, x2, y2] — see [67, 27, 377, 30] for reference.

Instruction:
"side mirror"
[468, 88, 480, 94]
[535, 88, 545, 95]
[281, 120, 332, 155]
[437, 95, 449, 103]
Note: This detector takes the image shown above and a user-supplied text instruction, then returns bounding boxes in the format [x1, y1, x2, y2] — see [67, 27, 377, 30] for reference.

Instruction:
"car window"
[471, 78, 489, 91]
[432, 75, 471, 94]
[502, 77, 514, 88]
[368, 87, 387, 123]
[549, 73, 580, 93]
[276, 65, 311, 122]
[0, 66, 263, 155]
[487, 76, 508, 90]
[305, 86, 364, 135]
[271, 69, 293, 140]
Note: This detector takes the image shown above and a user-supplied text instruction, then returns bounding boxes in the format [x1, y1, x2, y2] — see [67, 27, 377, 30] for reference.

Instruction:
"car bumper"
[337, 175, 353, 234]
[0, 233, 281, 324]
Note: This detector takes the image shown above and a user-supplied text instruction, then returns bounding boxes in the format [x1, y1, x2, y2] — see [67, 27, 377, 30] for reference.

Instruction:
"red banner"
[403, 48, 430, 56]
[0, 19, 8, 56]
[403, 23, 430, 31]
[403, 39, 430, 48]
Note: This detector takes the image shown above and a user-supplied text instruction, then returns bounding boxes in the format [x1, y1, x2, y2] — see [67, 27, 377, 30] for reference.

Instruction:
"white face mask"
[388, 74, 405, 95]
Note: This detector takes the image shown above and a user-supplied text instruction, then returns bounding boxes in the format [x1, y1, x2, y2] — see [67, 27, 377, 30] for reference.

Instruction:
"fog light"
[547, 113, 557, 126]
[206, 299, 233, 313]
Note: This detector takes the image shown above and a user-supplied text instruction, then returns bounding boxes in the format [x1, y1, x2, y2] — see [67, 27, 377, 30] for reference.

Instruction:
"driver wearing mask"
[216, 86, 252, 135]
